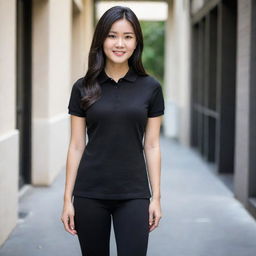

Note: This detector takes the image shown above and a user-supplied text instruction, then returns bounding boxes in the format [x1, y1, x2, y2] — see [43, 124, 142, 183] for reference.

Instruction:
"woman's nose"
[116, 37, 125, 47]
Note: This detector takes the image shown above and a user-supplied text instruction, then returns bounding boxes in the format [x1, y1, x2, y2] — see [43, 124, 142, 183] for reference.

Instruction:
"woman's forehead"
[109, 19, 134, 33]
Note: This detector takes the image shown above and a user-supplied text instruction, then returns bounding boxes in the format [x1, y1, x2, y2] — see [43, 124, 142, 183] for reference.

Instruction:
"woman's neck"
[104, 63, 130, 81]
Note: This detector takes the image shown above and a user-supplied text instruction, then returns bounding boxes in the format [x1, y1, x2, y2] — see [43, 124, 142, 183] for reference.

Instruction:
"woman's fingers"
[61, 215, 77, 235]
[62, 215, 72, 233]
[69, 215, 77, 235]
[149, 212, 162, 232]
[149, 216, 156, 232]
[149, 211, 154, 226]
[148, 199, 162, 232]
[153, 214, 161, 227]
[149, 210, 156, 232]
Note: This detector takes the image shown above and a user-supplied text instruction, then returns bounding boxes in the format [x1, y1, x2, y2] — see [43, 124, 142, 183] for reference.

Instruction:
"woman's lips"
[113, 51, 126, 56]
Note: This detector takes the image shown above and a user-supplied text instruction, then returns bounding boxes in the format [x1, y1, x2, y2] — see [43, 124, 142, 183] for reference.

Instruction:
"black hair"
[81, 5, 148, 110]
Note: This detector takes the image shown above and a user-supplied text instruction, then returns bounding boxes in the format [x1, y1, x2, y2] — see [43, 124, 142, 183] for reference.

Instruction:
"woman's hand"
[61, 201, 77, 235]
[149, 198, 162, 232]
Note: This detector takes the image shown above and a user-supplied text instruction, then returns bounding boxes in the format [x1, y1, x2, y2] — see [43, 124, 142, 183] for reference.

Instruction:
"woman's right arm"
[61, 115, 87, 235]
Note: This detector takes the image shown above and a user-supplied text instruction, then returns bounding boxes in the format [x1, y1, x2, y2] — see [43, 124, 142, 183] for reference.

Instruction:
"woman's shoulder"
[71, 76, 87, 97]
[72, 76, 85, 89]
[138, 73, 162, 89]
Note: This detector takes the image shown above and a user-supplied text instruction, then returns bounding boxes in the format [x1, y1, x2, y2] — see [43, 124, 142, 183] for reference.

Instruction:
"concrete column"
[71, 0, 94, 80]
[0, 0, 19, 246]
[163, 0, 178, 138]
[163, 0, 191, 146]
[82, 0, 94, 73]
[32, 0, 72, 185]
[234, 0, 252, 205]
[32, 0, 94, 186]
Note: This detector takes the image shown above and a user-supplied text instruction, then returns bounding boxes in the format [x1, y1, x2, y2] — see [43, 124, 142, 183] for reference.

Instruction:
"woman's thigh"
[73, 196, 112, 256]
[112, 199, 150, 256]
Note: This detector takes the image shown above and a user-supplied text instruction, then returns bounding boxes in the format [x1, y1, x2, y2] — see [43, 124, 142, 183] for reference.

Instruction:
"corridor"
[0, 137, 256, 256]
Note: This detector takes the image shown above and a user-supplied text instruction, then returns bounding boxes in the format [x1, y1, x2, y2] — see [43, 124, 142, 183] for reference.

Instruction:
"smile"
[113, 51, 126, 56]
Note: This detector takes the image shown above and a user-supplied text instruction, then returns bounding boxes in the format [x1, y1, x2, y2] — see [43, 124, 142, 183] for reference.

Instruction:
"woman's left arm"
[144, 115, 163, 232]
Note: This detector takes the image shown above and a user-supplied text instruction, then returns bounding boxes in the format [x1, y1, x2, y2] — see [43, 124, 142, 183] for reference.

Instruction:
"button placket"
[112, 79, 121, 108]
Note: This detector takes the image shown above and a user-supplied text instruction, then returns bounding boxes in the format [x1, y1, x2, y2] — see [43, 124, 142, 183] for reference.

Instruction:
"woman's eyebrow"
[109, 31, 134, 34]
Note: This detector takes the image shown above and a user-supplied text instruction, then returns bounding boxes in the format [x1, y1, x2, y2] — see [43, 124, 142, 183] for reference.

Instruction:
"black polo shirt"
[68, 66, 165, 200]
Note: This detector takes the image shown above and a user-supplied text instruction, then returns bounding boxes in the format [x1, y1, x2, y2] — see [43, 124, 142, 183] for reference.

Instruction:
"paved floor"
[1, 137, 256, 256]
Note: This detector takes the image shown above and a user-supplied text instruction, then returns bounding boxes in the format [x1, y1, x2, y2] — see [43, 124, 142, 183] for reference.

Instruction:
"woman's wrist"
[151, 195, 161, 201]
[64, 194, 73, 203]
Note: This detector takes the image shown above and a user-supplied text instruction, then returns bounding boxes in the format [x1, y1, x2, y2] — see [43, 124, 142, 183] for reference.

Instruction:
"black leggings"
[73, 196, 150, 256]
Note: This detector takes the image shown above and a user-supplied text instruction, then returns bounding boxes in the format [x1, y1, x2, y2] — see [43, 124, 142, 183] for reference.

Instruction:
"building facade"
[163, 0, 256, 219]
[189, 0, 256, 218]
[1, 0, 255, 248]
[0, 0, 94, 245]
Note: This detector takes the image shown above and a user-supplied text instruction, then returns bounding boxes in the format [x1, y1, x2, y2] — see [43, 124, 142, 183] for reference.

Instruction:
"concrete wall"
[32, 0, 93, 186]
[0, 0, 94, 246]
[0, 0, 19, 246]
[189, 0, 256, 218]
[163, 0, 191, 146]
[234, 0, 252, 206]
[96, 1, 168, 21]
[32, 0, 72, 185]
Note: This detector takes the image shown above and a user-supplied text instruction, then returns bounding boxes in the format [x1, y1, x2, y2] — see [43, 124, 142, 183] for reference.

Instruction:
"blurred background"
[0, 0, 256, 255]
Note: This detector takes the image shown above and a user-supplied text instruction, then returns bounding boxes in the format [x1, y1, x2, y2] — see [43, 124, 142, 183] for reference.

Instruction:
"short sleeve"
[68, 79, 87, 117]
[148, 84, 165, 117]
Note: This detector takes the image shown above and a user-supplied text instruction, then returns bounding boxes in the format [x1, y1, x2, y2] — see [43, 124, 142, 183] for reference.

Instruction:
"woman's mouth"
[113, 51, 126, 56]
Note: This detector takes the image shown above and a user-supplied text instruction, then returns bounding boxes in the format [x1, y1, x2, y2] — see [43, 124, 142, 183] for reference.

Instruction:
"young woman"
[61, 5, 165, 256]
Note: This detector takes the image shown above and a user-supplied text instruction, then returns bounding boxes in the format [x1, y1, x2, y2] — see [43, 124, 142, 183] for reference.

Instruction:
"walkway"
[0, 137, 256, 256]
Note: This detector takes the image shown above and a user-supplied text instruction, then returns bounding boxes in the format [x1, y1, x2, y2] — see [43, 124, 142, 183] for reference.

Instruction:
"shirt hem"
[73, 191, 151, 200]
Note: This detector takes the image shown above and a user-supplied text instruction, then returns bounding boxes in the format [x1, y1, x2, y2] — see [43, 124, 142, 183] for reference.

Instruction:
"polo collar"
[97, 66, 138, 84]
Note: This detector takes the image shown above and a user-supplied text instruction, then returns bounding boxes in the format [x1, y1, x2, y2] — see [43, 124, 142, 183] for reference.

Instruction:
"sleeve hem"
[68, 110, 86, 117]
[148, 111, 164, 118]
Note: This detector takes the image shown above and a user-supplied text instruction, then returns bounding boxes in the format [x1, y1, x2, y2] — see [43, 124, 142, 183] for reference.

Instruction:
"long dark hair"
[81, 5, 148, 111]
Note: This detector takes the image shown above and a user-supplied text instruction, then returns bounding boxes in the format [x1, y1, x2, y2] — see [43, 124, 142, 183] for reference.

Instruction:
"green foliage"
[140, 21, 165, 86]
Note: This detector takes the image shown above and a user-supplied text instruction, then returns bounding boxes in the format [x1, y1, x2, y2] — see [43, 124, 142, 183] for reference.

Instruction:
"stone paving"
[1, 137, 256, 256]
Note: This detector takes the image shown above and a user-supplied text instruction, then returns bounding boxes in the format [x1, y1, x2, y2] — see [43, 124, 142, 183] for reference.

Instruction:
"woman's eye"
[107, 35, 133, 39]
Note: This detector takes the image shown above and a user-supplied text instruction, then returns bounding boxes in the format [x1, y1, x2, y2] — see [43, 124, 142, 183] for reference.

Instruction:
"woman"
[61, 5, 165, 256]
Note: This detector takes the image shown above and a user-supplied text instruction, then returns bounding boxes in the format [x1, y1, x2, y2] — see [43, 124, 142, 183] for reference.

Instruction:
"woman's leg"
[112, 199, 150, 256]
[73, 196, 112, 256]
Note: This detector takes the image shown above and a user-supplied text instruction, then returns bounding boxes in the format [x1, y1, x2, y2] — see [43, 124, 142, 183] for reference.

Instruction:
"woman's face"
[103, 19, 137, 65]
